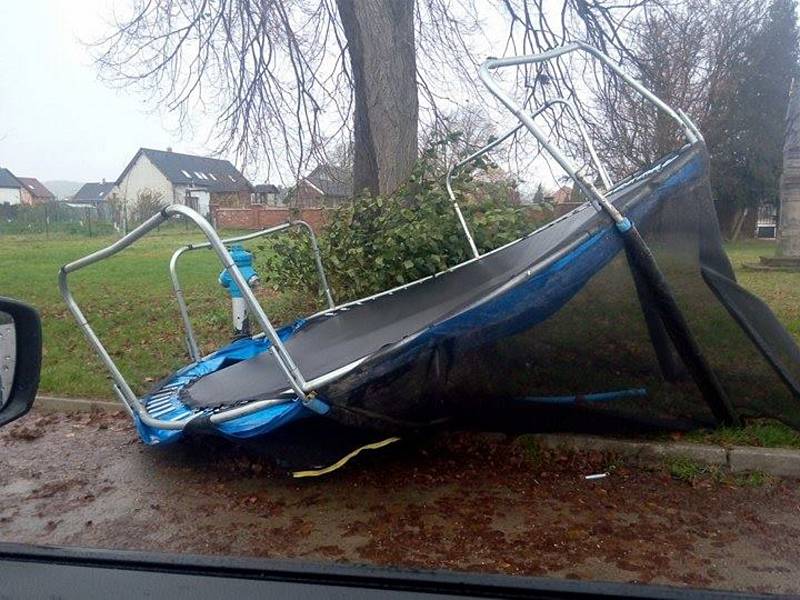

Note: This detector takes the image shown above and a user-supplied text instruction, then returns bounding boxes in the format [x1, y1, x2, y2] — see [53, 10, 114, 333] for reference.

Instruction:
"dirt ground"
[1, 408, 800, 595]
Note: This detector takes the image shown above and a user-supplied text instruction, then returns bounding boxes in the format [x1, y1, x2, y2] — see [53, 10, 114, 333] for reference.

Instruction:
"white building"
[114, 148, 253, 219]
[0, 168, 22, 205]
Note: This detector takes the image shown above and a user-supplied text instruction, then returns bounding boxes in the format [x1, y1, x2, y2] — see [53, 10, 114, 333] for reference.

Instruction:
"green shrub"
[257, 144, 551, 304]
[667, 457, 709, 483]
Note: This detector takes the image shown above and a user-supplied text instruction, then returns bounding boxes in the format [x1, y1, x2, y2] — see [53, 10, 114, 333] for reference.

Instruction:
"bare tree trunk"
[779, 81, 800, 256]
[337, 0, 418, 197]
[731, 206, 749, 242]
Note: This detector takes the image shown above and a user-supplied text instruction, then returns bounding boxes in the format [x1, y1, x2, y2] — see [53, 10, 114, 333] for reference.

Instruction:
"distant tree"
[589, 0, 799, 236]
[130, 189, 166, 226]
[105, 192, 125, 229]
[590, 1, 760, 169]
[532, 182, 545, 205]
[418, 106, 500, 175]
[590, 1, 713, 173]
[710, 0, 800, 233]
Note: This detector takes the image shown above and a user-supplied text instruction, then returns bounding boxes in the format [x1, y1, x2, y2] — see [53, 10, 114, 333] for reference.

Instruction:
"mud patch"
[0, 408, 799, 594]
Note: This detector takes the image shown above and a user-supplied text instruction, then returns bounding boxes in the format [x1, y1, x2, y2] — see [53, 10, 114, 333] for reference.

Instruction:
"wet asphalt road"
[1, 407, 800, 594]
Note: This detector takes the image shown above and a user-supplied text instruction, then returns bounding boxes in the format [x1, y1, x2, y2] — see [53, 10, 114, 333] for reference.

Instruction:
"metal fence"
[0, 202, 116, 237]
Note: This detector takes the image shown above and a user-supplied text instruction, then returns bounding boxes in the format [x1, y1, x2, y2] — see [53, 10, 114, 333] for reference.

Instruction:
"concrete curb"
[530, 433, 800, 479]
[36, 395, 120, 414]
[31, 396, 800, 479]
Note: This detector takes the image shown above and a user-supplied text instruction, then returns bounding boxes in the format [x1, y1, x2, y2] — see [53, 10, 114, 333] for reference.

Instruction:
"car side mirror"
[0, 297, 42, 427]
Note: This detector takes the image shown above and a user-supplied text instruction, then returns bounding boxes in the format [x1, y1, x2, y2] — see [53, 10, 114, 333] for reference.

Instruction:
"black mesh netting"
[180, 144, 800, 437]
[318, 145, 800, 433]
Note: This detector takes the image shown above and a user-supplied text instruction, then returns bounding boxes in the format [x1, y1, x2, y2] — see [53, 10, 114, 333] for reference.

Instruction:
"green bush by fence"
[257, 145, 552, 303]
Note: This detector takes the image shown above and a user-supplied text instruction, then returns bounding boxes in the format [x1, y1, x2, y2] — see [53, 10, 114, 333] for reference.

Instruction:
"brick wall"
[213, 205, 329, 232]
[211, 190, 252, 209]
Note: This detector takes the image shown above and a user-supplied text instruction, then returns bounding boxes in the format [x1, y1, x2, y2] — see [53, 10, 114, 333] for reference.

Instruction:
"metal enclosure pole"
[168, 246, 201, 360]
[446, 124, 525, 258]
[478, 41, 700, 224]
[60, 205, 313, 431]
[168, 220, 335, 362]
[445, 96, 612, 258]
[294, 220, 335, 309]
[543, 98, 612, 189]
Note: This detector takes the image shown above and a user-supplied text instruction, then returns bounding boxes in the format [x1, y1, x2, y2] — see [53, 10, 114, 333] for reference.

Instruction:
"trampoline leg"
[621, 225, 741, 427]
[625, 247, 685, 382]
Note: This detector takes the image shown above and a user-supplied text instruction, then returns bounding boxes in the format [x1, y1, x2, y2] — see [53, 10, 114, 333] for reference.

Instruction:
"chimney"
[167, 146, 173, 153]
[102, 178, 106, 184]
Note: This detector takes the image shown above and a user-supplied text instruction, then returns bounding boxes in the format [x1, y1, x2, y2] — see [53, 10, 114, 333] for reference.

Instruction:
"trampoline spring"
[166, 410, 192, 421]
[148, 394, 173, 404]
[147, 397, 174, 407]
[147, 400, 176, 412]
[150, 405, 180, 418]
[148, 394, 175, 403]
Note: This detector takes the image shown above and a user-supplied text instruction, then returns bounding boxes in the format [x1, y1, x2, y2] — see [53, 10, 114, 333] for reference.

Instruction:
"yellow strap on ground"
[291, 436, 402, 478]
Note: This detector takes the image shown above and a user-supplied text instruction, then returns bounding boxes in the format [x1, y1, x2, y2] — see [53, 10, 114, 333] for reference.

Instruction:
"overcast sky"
[0, 0, 211, 184]
[0, 1, 567, 190]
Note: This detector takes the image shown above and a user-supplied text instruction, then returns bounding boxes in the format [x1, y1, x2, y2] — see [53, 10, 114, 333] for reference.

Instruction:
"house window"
[181, 169, 192, 178]
[228, 175, 236, 182]
[208, 173, 217, 181]
[194, 171, 208, 180]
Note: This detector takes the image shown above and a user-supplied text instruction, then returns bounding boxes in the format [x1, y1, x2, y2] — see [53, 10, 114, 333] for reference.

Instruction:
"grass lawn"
[725, 239, 800, 340]
[0, 227, 317, 398]
[1, 229, 799, 448]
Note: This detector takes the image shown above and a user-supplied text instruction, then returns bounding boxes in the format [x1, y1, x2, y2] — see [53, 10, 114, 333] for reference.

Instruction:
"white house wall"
[0, 188, 21, 205]
[115, 153, 176, 207]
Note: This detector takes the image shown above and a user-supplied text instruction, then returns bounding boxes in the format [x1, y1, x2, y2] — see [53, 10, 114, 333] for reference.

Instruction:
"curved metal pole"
[169, 246, 201, 360]
[483, 42, 697, 143]
[60, 205, 312, 432]
[292, 220, 335, 309]
[479, 41, 699, 224]
[446, 123, 525, 258]
[445, 96, 612, 258]
[169, 220, 335, 361]
[543, 98, 612, 189]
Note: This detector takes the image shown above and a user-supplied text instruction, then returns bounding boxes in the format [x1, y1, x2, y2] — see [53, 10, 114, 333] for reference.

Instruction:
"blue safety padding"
[135, 319, 308, 445]
[216, 401, 311, 437]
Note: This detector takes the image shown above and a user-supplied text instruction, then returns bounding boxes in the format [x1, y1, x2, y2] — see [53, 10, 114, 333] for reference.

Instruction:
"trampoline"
[61, 43, 800, 455]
